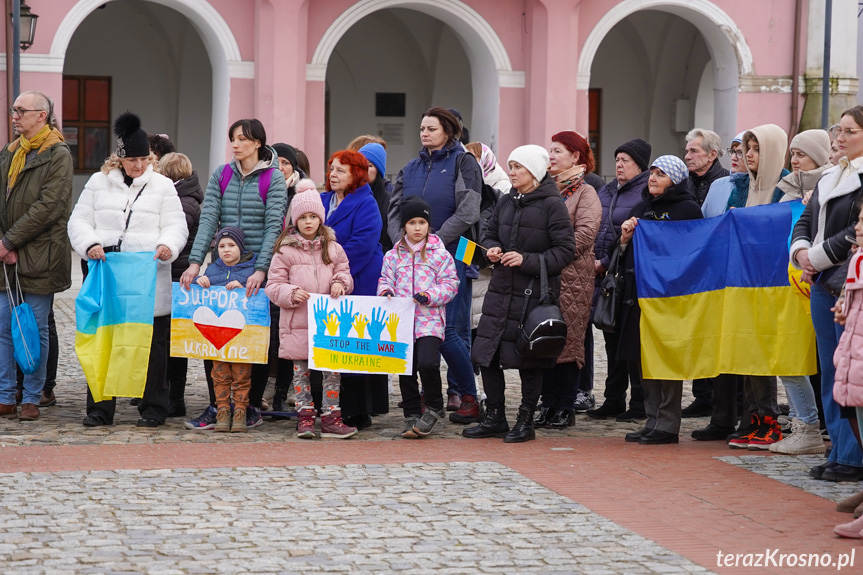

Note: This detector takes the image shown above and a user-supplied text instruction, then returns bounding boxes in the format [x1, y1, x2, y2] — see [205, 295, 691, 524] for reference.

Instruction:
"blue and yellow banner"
[633, 201, 817, 380]
[75, 252, 157, 402]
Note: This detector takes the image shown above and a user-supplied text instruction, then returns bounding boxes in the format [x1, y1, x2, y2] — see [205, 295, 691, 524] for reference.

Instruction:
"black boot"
[533, 406, 555, 428]
[463, 406, 510, 438]
[504, 406, 536, 443]
[547, 409, 575, 429]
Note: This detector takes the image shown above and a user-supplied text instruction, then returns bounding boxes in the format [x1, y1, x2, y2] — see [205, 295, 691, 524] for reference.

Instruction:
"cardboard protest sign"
[307, 294, 414, 375]
[170, 283, 270, 363]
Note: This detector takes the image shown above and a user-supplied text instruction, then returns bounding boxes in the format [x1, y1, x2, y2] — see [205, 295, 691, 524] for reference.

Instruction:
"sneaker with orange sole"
[727, 414, 761, 449]
[748, 415, 782, 450]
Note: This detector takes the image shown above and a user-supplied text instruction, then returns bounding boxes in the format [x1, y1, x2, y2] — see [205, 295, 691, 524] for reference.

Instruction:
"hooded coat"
[554, 170, 601, 367]
[471, 175, 576, 370]
[265, 227, 353, 360]
[188, 147, 288, 273]
[616, 180, 703, 362]
[0, 130, 73, 295]
[742, 124, 790, 207]
[833, 252, 863, 407]
[171, 171, 204, 281]
[68, 164, 188, 317]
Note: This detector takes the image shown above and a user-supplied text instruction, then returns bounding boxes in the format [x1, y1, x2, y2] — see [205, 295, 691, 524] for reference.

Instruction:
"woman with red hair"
[321, 150, 386, 428]
[534, 131, 601, 430]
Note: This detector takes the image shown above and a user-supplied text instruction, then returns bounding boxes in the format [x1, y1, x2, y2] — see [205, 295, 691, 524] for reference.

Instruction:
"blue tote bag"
[4, 264, 40, 374]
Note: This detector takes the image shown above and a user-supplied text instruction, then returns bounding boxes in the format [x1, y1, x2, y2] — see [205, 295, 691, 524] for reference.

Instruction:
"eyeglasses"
[834, 127, 863, 138]
[726, 148, 743, 159]
[8, 107, 41, 117]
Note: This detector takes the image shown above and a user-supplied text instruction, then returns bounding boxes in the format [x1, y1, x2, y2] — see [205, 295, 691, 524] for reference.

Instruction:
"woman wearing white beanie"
[465, 144, 575, 443]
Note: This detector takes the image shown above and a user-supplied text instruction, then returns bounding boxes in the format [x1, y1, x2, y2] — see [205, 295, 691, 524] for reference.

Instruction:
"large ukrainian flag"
[633, 201, 816, 380]
[75, 252, 157, 402]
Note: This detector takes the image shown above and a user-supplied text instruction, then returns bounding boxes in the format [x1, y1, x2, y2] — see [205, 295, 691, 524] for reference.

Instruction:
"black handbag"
[516, 256, 568, 359]
[591, 241, 624, 332]
[821, 258, 851, 298]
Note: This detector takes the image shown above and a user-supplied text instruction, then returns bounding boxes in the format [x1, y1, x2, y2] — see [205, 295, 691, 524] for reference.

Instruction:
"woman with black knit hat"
[68, 112, 188, 427]
[586, 138, 652, 423]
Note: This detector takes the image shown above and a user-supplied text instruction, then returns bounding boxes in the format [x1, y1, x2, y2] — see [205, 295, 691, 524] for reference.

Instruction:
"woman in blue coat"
[321, 149, 387, 427]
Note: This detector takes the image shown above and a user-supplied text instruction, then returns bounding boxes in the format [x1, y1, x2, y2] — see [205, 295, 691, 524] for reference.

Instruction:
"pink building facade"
[1, 0, 855, 187]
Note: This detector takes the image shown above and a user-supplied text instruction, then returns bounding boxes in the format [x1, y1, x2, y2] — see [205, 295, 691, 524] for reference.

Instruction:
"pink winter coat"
[266, 227, 353, 360]
[377, 234, 458, 340]
[834, 251, 863, 407]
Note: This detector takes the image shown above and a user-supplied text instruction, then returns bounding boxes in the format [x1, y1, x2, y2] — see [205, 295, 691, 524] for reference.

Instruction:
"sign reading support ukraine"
[170, 283, 270, 363]
[307, 294, 415, 375]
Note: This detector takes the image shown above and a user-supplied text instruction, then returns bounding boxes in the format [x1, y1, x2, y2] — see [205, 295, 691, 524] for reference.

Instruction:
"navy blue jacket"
[388, 140, 482, 253]
[594, 170, 650, 271]
[321, 184, 384, 296]
[202, 251, 259, 287]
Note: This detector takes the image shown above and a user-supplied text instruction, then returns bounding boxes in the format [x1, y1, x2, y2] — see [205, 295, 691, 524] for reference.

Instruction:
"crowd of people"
[2, 89, 863, 536]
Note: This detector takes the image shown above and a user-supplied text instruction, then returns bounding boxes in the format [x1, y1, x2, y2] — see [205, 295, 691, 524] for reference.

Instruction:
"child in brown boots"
[195, 227, 259, 432]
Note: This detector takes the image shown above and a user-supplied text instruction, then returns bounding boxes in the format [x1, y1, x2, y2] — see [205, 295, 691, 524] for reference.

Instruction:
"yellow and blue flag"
[633, 201, 816, 380]
[75, 252, 157, 402]
[455, 236, 477, 265]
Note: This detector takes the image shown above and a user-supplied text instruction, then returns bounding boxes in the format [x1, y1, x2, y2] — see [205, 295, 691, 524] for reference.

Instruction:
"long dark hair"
[422, 107, 461, 143]
[229, 118, 270, 161]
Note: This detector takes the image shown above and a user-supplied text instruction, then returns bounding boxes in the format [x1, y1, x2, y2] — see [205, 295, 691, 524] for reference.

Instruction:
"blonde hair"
[347, 134, 387, 151]
[159, 152, 193, 180]
[101, 152, 159, 175]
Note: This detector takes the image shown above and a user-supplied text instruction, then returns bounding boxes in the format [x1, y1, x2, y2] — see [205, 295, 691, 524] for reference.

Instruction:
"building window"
[62, 76, 111, 173]
[588, 88, 601, 176]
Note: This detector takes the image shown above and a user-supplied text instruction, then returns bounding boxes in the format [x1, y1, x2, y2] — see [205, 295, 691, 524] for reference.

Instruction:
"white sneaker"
[769, 418, 826, 455]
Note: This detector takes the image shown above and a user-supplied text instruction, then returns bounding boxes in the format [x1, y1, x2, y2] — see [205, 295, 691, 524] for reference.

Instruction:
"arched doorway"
[61, 1, 212, 195]
[325, 9, 473, 177]
[578, 0, 753, 178]
[309, 0, 515, 173]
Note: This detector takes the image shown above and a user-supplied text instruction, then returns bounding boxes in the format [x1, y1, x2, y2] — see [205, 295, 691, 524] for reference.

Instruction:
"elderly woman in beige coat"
[535, 131, 601, 429]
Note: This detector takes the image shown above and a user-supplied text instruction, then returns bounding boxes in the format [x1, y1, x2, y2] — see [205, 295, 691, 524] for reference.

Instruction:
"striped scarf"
[7, 124, 51, 191]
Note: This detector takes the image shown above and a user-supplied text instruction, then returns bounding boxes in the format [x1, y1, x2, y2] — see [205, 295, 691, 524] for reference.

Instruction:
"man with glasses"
[0, 91, 73, 421]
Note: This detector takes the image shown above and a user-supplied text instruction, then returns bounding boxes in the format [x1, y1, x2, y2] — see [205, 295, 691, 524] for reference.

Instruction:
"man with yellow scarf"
[0, 91, 73, 421]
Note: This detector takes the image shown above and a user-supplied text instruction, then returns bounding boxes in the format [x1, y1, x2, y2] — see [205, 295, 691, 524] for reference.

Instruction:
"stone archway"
[308, 0, 523, 154]
[52, 0, 250, 172]
[578, 0, 754, 161]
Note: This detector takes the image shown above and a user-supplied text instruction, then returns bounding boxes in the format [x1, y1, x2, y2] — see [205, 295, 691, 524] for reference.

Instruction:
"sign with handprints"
[307, 294, 415, 375]
[170, 283, 270, 363]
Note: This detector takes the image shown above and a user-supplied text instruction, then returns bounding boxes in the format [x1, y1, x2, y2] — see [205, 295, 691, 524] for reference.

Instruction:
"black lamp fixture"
[14, 1, 38, 51]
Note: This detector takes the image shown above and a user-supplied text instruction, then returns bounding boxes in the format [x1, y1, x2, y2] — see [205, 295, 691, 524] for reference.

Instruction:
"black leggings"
[399, 336, 443, 416]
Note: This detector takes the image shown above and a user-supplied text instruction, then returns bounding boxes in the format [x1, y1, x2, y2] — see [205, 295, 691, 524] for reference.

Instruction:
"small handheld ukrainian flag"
[455, 236, 478, 265]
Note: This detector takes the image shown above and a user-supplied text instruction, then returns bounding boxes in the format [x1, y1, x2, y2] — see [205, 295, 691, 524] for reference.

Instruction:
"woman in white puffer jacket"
[68, 112, 188, 428]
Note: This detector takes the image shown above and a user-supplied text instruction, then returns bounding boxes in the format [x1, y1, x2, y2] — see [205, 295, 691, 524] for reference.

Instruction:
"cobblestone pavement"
[0, 462, 712, 574]
[7, 295, 729, 447]
[719, 454, 861, 503]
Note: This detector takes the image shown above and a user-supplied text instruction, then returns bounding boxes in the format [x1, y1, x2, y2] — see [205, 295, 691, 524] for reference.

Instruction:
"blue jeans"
[0, 291, 52, 405]
[780, 375, 819, 425]
[811, 283, 863, 467]
[442, 260, 477, 398]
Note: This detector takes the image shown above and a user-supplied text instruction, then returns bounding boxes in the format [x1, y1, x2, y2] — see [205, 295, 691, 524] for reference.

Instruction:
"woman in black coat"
[158, 153, 203, 418]
[464, 145, 575, 443]
[617, 155, 703, 445]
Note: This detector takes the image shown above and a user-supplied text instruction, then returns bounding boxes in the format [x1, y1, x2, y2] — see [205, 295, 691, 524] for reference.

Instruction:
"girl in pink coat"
[266, 189, 356, 439]
[833, 201, 863, 538]
[378, 196, 459, 439]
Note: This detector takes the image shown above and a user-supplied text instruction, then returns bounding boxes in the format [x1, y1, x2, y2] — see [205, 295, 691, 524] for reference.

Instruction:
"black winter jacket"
[791, 166, 863, 281]
[171, 172, 204, 281]
[689, 159, 729, 206]
[471, 175, 576, 370]
[616, 180, 703, 364]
